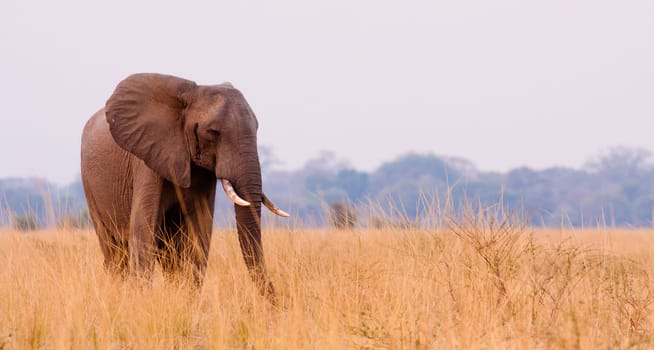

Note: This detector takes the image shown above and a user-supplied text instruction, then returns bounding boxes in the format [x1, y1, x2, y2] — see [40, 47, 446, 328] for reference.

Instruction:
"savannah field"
[1, 212, 654, 349]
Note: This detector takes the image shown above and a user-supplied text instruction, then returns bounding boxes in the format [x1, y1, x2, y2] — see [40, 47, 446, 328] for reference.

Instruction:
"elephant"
[80, 73, 288, 299]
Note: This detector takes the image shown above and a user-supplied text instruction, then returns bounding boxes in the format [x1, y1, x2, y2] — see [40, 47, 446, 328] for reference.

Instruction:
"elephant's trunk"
[232, 137, 275, 299]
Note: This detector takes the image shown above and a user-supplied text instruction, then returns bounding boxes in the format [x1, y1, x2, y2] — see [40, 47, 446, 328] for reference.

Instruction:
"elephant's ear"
[105, 73, 197, 188]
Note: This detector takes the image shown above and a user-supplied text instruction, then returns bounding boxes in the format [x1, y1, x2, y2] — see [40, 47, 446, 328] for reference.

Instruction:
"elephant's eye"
[208, 128, 220, 139]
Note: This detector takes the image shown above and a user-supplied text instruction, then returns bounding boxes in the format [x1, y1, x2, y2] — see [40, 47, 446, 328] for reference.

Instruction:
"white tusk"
[262, 194, 290, 217]
[221, 179, 250, 206]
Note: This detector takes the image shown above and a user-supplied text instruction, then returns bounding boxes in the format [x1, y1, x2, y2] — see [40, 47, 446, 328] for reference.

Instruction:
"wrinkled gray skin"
[81, 73, 275, 298]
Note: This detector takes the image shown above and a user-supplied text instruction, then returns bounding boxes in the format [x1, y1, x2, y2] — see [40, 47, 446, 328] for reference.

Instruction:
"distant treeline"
[2, 146, 653, 228]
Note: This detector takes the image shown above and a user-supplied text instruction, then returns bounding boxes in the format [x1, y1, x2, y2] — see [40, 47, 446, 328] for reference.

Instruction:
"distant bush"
[330, 201, 356, 229]
[57, 210, 91, 230]
[368, 216, 420, 230]
[12, 214, 40, 231]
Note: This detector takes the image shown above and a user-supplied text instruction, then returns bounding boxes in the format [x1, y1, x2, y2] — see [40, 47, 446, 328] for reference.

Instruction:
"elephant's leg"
[88, 209, 129, 277]
[128, 173, 164, 280]
[99, 230, 129, 277]
[183, 200, 214, 286]
[156, 206, 186, 278]
[156, 203, 212, 286]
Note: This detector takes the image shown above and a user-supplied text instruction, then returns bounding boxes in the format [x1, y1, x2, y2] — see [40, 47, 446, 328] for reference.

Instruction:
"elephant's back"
[81, 109, 112, 165]
[81, 109, 134, 230]
[81, 108, 131, 178]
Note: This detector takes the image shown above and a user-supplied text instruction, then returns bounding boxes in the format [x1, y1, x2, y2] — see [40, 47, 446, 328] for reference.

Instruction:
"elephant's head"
[104, 73, 287, 270]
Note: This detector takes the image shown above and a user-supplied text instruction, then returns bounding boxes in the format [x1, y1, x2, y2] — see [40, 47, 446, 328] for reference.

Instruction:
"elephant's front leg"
[128, 172, 164, 280]
[184, 198, 214, 286]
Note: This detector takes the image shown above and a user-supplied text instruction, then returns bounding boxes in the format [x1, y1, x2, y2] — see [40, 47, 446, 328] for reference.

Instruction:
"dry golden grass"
[2, 219, 654, 348]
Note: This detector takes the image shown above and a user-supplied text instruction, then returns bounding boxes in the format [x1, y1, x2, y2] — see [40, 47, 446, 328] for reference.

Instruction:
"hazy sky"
[1, 0, 653, 184]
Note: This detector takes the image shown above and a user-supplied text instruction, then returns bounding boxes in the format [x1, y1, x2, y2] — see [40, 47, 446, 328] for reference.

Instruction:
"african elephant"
[80, 73, 288, 298]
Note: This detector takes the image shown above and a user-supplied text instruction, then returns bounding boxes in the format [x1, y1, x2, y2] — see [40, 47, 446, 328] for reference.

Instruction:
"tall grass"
[1, 210, 654, 348]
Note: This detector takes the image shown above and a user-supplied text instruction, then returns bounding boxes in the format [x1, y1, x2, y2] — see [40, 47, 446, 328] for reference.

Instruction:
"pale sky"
[1, 0, 653, 185]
